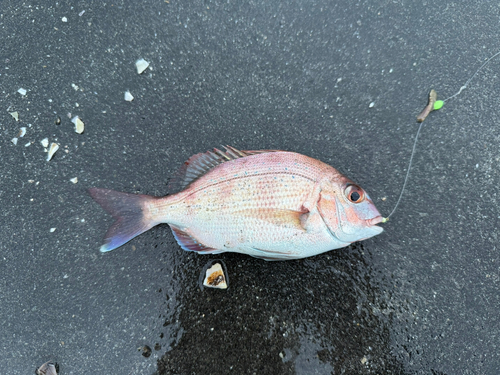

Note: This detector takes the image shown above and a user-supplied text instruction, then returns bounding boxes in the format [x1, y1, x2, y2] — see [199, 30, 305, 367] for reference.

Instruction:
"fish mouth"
[365, 215, 384, 227]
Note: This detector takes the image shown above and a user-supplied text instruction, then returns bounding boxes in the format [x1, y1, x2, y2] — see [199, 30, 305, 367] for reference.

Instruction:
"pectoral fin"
[232, 208, 309, 232]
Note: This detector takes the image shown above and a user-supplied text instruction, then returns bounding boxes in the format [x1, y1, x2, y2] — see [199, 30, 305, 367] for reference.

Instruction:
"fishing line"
[382, 49, 500, 222]
[443, 50, 500, 103]
[382, 121, 423, 222]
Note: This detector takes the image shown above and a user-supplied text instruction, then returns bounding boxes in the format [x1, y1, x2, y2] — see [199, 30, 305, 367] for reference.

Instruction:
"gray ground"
[1, 1, 499, 374]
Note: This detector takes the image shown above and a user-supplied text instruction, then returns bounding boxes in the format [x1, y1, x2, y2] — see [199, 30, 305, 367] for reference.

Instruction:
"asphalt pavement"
[1, 1, 500, 374]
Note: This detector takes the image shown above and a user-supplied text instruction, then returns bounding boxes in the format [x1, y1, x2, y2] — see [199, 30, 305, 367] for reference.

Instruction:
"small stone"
[141, 345, 152, 358]
[136, 58, 150, 74]
[36, 361, 58, 375]
[9, 111, 19, 121]
[17, 88, 27, 95]
[369, 102, 375, 108]
[70, 177, 78, 184]
[124, 91, 134, 101]
[11, 137, 18, 145]
[41, 138, 49, 148]
[50, 228, 56, 233]
[71, 116, 84, 134]
[62, 17, 68, 22]
[47, 143, 59, 161]
[203, 263, 228, 289]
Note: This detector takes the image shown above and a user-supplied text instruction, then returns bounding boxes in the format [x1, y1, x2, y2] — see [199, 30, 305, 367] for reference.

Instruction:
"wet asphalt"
[2, 1, 500, 374]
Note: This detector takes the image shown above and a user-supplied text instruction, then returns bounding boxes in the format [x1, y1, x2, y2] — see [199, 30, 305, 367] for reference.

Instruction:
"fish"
[88, 146, 383, 260]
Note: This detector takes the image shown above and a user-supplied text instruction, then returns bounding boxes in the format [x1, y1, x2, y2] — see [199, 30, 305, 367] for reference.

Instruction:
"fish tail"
[87, 188, 158, 252]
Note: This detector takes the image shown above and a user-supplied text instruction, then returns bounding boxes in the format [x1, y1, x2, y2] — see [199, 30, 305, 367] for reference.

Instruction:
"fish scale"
[88, 146, 383, 260]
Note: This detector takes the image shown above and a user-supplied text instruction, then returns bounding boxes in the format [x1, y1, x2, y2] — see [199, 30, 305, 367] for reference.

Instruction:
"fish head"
[317, 177, 383, 245]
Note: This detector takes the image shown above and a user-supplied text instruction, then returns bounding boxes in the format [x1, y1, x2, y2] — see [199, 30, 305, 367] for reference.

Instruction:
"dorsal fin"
[167, 146, 280, 193]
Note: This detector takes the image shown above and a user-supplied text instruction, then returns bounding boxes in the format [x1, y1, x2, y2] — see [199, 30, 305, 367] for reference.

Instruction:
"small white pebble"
[71, 83, 79, 91]
[389, 68, 394, 73]
[17, 88, 27, 95]
[24, 142, 31, 147]
[50, 228, 56, 232]
[62, 17, 68, 22]
[136, 58, 150, 74]
[124, 91, 134, 101]
[19, 127, 26, 137]
[71, 116, 84, 134]
[79, 10, 85, 16]
[41, 138, 49, 148]
[47, 143, 59, 161]
[70, 177, 78, 184]
[11, 137, 18, 145]
[9, 111, 19, 121]
[369, 102, 375, 108]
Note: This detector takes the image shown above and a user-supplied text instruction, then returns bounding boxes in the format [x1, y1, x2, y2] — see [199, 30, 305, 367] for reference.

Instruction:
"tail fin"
[87, 188, 157, 252]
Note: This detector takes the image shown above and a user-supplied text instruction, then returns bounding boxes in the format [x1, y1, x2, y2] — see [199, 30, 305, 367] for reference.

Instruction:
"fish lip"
[366, 215, 383, 227]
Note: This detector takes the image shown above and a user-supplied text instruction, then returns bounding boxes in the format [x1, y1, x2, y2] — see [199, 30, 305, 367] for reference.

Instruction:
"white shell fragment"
[18, 88, 27, 95]
[124, 91, 134, 101]
[9, 111, 19, 121]
[70, 177, 78, 184]
[47, 143, 59, 161]
[41, 138, 49, 148]
[36, 361, 58, 375]
[369, 102, 375, 108]
[49, 228, 56, 233]
[71, 116, 84, 134]
[18, 127, 27, 137]
[136, 58, 150, 74]
[203, 263, 228, 289]
[62, 17, 68, 22]
[11, 137, 18, 145]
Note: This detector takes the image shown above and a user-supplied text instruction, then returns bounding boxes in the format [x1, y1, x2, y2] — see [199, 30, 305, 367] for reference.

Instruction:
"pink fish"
[88, 146, 383, 260]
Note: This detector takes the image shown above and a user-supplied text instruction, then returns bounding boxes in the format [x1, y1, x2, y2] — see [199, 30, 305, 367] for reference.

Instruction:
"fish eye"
[345, 185, 365, 203]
